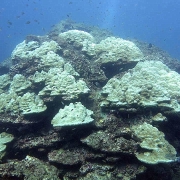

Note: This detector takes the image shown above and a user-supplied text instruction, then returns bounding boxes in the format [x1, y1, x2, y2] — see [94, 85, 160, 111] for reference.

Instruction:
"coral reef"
[9, 74, 32, 93]
[101, 60, 180, 114]
[84, 36, 143, 63]
[11, 40, 61, 62]
[48, 146, 104, 165]
[51, 102, 94, 127]
[131, 122, 177, 164]
[81, 130, 137, 154]
[0, 156, 60, 179]
[59, 29, 95, 45]
[38, 66, 89, 100]
[0, 74, 11, 94]
[49, 19, 113, 43]
[0, 91, 46, 115]
[0, 132, 14, 160]
[0, 20, 180, 179]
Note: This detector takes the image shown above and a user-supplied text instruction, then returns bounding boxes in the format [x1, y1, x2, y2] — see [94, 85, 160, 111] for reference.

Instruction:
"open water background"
[0, 0, 180, 62]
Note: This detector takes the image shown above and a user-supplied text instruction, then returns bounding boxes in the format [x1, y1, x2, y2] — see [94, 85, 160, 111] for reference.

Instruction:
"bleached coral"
[83, 36, 143, 63]
[51, 102, 94, 127]
[18, 92, 47, 115]
[39, 51, 64, 70]
[11, 40, 61, 61]
[0, 74, 11, 94]
[59, 30, 94, 45]
[0, 92, 46, 115]
[9, 74, 31, 94]
[131, 122, 177, 164]
[101, 60, 180, 113]
[0, 132, 14, 160]
[38, 65, 89, 100]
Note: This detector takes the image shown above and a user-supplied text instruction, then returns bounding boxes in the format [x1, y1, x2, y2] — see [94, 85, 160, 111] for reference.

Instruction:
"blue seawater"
[0, 0, 180, 62]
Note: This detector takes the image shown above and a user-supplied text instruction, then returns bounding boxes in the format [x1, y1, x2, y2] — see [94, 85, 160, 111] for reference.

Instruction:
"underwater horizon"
[1, 0, 180, 62]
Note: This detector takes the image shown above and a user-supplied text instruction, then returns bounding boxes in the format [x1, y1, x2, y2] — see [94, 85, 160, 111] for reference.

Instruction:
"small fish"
[148, 43, 153, 48]
[8, 21, 12, 25]
[34, 19, 39, 23]
[26, 21, 31, 24]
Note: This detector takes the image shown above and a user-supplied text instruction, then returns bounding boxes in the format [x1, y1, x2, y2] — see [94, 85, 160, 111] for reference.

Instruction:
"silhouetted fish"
[34, 19, 39, 23]
[26, 21, 31, 24]
[148, 43, 153, 48]
[8, 21, 12, 25]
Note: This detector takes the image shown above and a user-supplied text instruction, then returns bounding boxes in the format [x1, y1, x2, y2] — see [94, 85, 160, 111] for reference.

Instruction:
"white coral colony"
[51, 102, 94, 127]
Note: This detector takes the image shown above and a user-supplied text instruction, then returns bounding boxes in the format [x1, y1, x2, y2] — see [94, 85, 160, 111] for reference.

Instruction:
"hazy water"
[0, 0, 180, 62]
